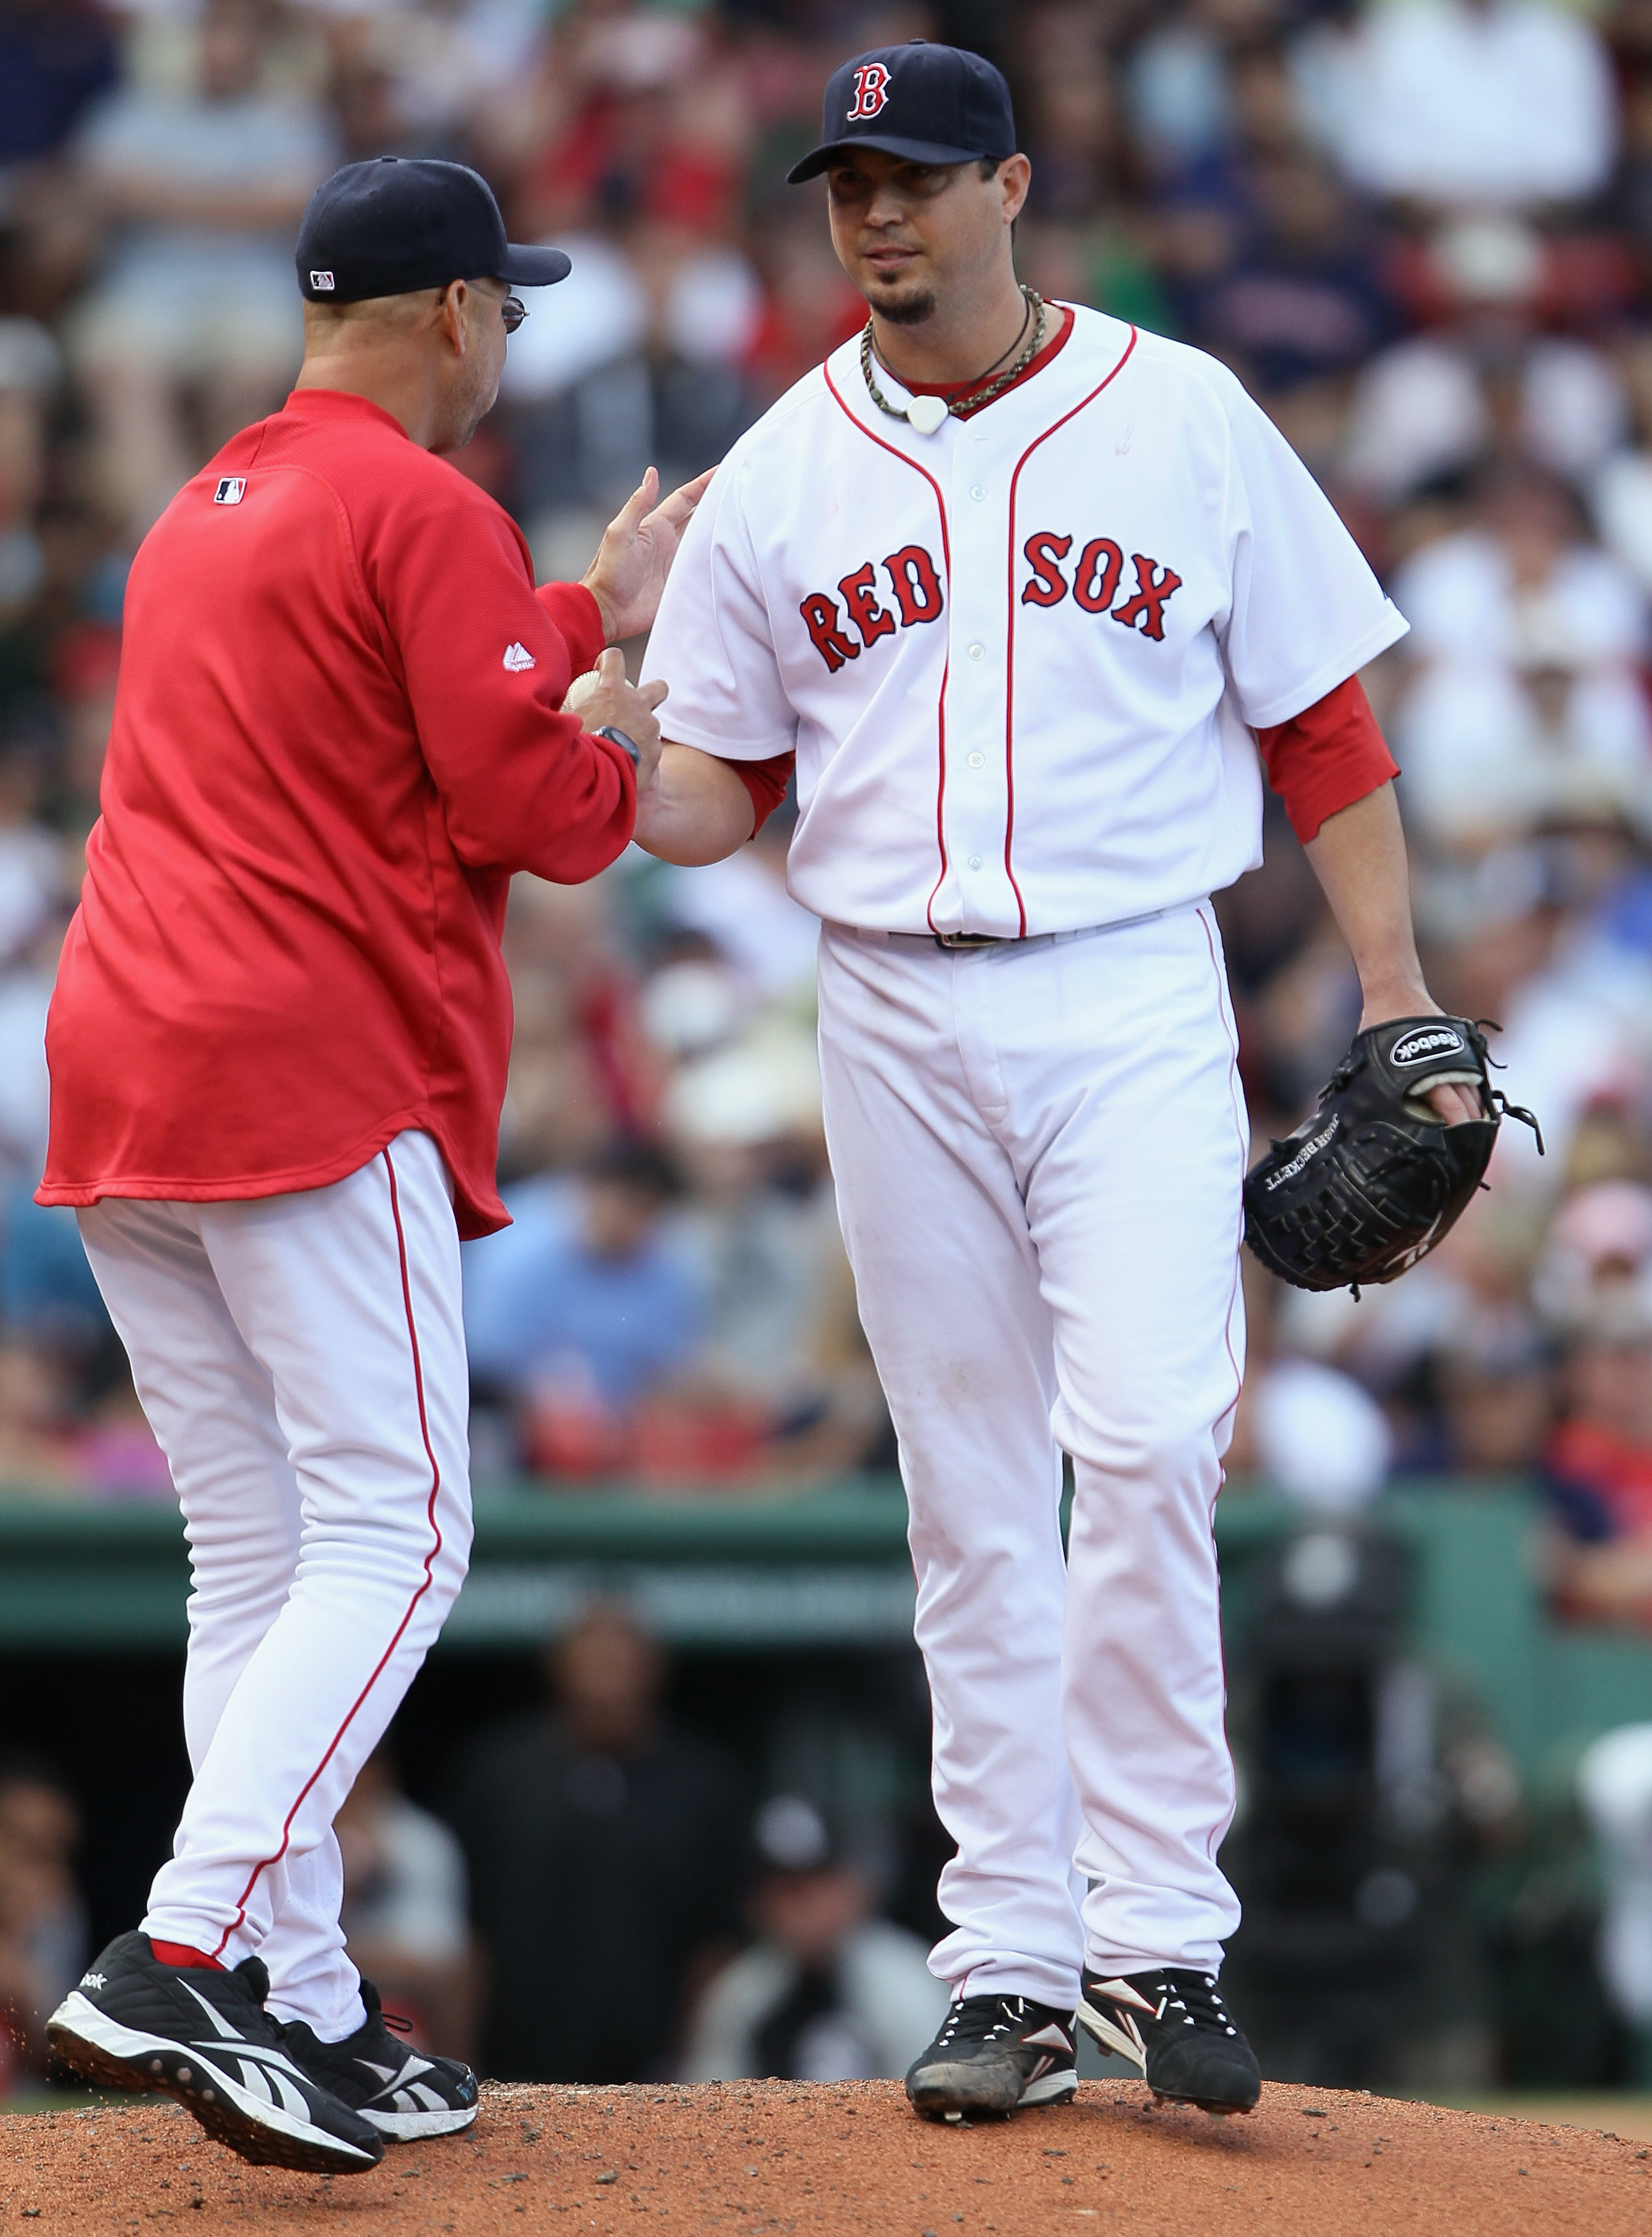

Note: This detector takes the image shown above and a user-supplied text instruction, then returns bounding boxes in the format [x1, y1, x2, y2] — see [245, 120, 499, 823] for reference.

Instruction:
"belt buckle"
[934, 931, 1003, 950]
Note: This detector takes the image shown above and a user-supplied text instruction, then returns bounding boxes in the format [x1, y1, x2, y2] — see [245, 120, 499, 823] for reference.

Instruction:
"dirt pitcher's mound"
[6, 2078, 1651, 2234]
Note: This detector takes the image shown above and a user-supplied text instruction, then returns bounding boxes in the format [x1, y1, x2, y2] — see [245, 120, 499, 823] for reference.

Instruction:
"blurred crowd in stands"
[0, 0, 1648, 1620]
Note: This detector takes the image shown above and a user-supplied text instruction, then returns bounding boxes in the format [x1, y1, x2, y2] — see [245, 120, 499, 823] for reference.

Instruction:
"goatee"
[871, 287, 938, 328]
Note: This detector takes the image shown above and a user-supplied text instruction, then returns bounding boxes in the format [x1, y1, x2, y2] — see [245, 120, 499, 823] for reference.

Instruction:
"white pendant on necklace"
[905, 394, 949, 436]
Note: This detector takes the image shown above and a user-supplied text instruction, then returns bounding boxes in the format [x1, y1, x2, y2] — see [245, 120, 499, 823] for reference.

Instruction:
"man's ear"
[1000, 155, 1031, 227]
[434, 280, 469, 356]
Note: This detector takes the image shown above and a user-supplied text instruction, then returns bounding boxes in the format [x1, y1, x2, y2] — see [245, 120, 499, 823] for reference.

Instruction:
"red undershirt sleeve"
[1253, 674, 1399, 843]
[718, 749, 796, 835]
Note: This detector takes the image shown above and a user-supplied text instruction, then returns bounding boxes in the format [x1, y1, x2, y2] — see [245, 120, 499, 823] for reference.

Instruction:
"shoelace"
[937, 1994, 1032, 2048]
[1148, 1971, 1240, 2039]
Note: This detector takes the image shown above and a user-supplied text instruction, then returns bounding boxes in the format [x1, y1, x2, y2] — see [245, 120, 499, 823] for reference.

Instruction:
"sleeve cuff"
[1240, 604, 1410, 731]
[536, 580, 607, 680]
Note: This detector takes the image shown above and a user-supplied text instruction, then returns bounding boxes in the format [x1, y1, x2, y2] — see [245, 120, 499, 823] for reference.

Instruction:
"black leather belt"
[934, 931, 1009, 949]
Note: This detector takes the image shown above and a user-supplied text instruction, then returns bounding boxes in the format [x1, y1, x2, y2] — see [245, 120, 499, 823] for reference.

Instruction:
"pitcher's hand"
[1357, 992, 1482, 1125]
[581, 465, 715, 642]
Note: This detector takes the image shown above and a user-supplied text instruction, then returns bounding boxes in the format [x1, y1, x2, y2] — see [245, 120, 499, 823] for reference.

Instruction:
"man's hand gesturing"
[581, 464, 715, 643]
[565, 648, 668, 796]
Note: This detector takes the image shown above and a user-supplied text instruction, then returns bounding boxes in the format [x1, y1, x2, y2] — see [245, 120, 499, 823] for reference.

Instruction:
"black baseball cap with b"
[295, 156, 572, 304]
[786, 39, 1016, 185]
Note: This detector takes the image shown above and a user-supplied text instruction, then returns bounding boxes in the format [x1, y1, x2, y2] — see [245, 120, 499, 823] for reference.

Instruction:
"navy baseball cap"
[296, 156, 571, 304]
[787, 40, 1016, 185]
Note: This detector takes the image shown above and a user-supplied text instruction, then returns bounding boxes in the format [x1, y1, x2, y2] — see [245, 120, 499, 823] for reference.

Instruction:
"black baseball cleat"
[1077, 1966, 1261, 2115]
[905, 1993, 1078, 2121]
[279, 1979, 479, 2140]
[45, 1932, 384, 2174]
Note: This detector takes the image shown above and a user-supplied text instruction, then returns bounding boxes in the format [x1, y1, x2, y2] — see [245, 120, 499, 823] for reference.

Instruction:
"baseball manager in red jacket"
[40, 158, 708, 2174]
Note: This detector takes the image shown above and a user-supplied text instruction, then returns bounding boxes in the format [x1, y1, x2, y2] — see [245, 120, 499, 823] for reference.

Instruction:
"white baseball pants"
[76, 1131, 472, 2041]
[817, 904, 1247, 2009]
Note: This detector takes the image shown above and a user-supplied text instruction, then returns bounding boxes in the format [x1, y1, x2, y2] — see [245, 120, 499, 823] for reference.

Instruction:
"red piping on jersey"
[1002, 327, 1139, 936]
[1198, 903, 1248, 1428]
[1198, 900, 1247, 1864]
[823, 360, 953, 935]
[209, 1143, 446, 1959]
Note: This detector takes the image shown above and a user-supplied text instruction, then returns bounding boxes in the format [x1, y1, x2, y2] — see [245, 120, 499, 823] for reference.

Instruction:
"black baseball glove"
[1243, 1014, 1542, 1294]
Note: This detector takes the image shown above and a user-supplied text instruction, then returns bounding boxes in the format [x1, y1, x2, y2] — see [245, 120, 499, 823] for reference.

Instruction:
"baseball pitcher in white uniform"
[636, 41, 1478, 2122]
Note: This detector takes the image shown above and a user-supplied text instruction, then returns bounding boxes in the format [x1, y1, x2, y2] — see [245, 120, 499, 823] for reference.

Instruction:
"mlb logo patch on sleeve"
[502, 642, 536, 672]
[214, 478, 246, 506]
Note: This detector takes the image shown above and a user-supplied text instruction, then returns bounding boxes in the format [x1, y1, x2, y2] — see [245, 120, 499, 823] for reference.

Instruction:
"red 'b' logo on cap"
[847, 62, 891, 120]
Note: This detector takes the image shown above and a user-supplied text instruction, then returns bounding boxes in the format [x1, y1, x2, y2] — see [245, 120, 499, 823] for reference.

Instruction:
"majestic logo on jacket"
[800, 545, 944, 671]
[501, 641, 537, 672]
[1020, 533, 1182, 639]
[846, 62, 891, 118]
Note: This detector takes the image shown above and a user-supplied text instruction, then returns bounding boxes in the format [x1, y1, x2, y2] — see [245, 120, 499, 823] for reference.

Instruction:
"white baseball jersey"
[646, 305, 1409, 937]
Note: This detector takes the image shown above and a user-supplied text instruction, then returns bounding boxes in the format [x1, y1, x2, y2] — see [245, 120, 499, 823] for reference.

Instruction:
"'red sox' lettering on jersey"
[1018, 533, 1183, 638]
[801, 544, 946, 670]
[646, 304, 1409, 941]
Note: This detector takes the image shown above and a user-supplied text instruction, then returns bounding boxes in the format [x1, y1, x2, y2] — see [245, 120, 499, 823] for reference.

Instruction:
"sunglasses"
[500, 293, 527, 335]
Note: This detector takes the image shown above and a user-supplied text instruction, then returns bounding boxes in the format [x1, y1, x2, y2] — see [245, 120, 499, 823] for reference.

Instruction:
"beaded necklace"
[859, 286, 1047, 436]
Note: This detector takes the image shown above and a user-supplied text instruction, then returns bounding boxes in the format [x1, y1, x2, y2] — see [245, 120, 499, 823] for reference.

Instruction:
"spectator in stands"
[667, 1034, 829, 1410]
[1433, 1323, 1556, 1478]
[680, 1794, 944, 2084]
[41, 621, 120, 837]
[0, 321, 60, 641]
[0, 0, 118, 177]
[628, 1031, 892, 1483]
[67, 0, 337, 532]
[1337, 0, 1617, 211]
[0, 1753, 84, 2089]
[463, 1140, 706, 1479]
[1339, 225, 1627, 506]
[496, 875, 661, 1179]
[0, 1342, 71, 1490]
[1169, 148, 1398, 407]
[1544, 1287, 1652, 1622]
[442, 1601, 747, 2082]
[1391, 472, 1650, 856]
[322, 0, 546, 162]
[1577, 1722, 1652, 2079]
[0, 746, 60, 972]
[337, 1746, 477, 2063]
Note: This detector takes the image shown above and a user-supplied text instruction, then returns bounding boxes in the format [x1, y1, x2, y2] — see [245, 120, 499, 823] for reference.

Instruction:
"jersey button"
[967, 751, 985, 768]
[967, 642, 986, 660]
[969, 484, 986, 501]
[967, 855, 983, 870]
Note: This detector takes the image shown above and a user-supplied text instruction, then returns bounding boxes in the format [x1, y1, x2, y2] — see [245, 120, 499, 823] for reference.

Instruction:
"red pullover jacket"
[38, 388, 634, 1239]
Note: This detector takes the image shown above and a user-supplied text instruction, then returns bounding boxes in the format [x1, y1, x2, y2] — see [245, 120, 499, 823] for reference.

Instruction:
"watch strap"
[592, 723, 641, 770]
